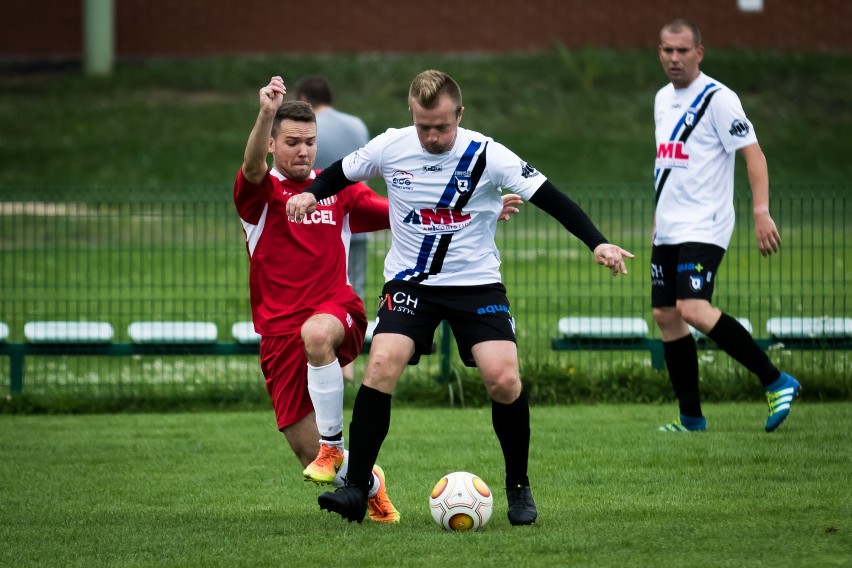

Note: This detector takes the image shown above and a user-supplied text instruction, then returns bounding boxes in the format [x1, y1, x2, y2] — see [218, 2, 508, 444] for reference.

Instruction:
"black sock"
[492, 390, 530, 488]
[345, 385, 392, 494]
[706, 312, 780, 387]
[663, 334, 702, 417]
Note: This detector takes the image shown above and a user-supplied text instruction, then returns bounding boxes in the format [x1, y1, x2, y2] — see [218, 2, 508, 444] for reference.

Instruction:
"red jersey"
[234, 167, 389, 336]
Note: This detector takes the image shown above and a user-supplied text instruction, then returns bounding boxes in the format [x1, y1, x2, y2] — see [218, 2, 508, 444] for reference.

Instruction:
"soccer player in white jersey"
[287, 69, 634, 525]
[652, 19, 799, 433]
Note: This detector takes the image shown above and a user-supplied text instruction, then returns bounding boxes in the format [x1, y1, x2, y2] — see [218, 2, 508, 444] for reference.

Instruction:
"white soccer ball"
[429, 471, 494, 531]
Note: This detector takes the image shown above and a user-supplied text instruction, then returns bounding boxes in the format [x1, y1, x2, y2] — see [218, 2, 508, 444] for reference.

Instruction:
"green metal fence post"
[9, 344, 25, 394]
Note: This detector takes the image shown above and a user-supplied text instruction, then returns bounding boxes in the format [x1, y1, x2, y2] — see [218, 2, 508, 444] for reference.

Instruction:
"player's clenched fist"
[286, 192, 318, 223]
[260, 76, 286, 114]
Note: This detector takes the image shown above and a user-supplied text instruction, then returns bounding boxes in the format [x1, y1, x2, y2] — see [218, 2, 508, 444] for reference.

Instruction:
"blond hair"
[408, 70, 463, 114]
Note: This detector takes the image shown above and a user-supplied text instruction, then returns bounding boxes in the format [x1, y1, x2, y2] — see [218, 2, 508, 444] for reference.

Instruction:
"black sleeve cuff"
[527, 180, 609, 251]
[306, 159, 354, 201]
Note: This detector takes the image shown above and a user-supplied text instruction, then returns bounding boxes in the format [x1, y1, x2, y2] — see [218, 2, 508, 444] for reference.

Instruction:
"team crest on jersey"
[317, 196, 337, 206]
[684, 108, 698, 127]
[455, 175, 471, 194]
[689, 275, 704, 291]
[520, 162, 540, 179]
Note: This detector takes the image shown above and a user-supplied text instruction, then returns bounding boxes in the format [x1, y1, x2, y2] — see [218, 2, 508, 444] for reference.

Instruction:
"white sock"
[306, 359, 345, 440]
[331, 450, 380, 498]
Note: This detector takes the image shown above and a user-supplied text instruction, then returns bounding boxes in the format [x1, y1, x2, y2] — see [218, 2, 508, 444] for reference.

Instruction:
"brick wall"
[2, 0, 850, 58]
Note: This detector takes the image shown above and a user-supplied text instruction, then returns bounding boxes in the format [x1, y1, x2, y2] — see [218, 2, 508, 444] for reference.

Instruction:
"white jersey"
[342, 126, 546, 285]
[653, 72, 757, 249]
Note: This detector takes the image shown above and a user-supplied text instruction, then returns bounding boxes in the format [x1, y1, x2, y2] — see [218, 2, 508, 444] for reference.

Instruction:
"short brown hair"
[408, 70, 463, 114]
[661, 19, 702, 47]
[294, 75, 333, 106]
[271, 100, 316, 138]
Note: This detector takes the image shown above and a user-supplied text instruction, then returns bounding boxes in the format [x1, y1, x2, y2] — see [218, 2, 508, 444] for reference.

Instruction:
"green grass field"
[2, 404, 849, 567]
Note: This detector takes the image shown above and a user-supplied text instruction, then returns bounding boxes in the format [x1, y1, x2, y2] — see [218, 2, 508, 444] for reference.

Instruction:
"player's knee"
[301, 324, 337, 362]
[675, 300, 706, 327]
[653, 306, 677, 327]
[484, 372, 521, 404]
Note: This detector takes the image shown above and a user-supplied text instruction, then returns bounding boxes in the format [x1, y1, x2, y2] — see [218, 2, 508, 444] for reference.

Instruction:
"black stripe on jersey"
[454, 142, 488, 211]
[409, 234, 453, 283]
[413, 143, 487, 282]
[654, 88, 721, 207]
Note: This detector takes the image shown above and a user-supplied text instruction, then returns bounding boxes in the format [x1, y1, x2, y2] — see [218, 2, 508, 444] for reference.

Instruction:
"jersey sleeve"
[711, 89, 758, 154]
[233, 167, 273, 224]
[341, 128, 397, 182]
[485, 141, 548, 200]
[347, 183, 390, 233]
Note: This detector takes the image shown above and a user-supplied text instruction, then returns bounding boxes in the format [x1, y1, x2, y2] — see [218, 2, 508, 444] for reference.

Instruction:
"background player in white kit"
[295, 75, 371, 383]
[287, 69, 634, 525]
[651, 19, 799, 433]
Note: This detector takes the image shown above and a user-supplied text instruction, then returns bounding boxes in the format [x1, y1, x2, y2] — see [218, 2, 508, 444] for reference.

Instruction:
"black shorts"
[373, 281, 516, 367]
[651, 242, 726, 308]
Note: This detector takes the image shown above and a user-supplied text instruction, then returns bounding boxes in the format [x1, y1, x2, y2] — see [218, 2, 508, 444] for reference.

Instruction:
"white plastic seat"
[766, 317, 852, 340]
[557, 317, 649, 339]
[0, 322, 8, 342]
[128, 322, 218, 344]
[231, 321, 260, 344]
[23, 321, 114, 344]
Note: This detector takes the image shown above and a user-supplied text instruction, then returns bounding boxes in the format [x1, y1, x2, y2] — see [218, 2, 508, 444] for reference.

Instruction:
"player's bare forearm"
[739, 143, 779, 256]
[242, 77, 286, 183]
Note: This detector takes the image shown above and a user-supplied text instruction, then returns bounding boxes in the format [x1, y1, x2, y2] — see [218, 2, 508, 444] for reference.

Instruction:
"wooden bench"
[1, 319, 379, 394]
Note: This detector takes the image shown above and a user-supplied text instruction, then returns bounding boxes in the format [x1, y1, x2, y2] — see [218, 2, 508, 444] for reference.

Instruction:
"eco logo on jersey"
[402, 208, 472, 233]
[391, 170, 414, 191]
[656, 142, 690, 169]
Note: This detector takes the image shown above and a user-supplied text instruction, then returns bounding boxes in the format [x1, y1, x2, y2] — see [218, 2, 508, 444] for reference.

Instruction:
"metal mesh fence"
[1, 184, 849, 398]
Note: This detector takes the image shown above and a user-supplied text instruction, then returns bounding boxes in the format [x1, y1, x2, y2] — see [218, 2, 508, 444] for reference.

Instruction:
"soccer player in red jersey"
[234, 76, 399, 522]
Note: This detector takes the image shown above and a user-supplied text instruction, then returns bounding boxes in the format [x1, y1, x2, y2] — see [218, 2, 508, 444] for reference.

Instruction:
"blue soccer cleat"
[658, 414, 707, 432]
[764, 373, 801, 432]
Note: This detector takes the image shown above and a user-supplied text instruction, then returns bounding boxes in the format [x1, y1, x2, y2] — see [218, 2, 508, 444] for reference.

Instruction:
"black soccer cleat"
[506, 484, 538, 526]
[318, 486, 368, 524]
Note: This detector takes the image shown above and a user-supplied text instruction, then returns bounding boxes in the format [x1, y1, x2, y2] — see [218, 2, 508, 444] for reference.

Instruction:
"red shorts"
[259, 298, 367, 430]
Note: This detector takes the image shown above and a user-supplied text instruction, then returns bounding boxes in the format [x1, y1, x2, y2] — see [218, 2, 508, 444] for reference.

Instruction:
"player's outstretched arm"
[528, 181, 634, 276]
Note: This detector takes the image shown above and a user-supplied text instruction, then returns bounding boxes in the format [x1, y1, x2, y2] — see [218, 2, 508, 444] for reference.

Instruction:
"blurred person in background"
[651, 19, 798, 433]
[295, 75, 371, 383]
